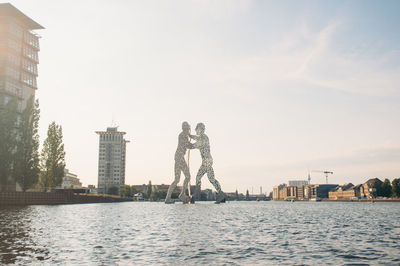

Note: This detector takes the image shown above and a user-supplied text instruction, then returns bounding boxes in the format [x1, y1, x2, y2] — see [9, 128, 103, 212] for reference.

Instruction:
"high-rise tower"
[0, 3, 44, 113]
[0, 3, 43, 191]
[96, 127, 129, 194]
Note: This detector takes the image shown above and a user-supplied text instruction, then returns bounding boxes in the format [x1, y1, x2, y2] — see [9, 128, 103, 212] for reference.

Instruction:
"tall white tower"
[95, 127, 129, 194]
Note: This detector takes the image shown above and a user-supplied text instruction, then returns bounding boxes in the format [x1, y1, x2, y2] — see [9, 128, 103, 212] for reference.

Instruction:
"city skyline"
[6, 0, 400, 193]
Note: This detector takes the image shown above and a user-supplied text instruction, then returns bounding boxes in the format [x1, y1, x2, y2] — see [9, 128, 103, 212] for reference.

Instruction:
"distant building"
[61, 169, 82, 189]
[0, 3, 44, 191]
[360, 178, 383, 199]
[273, 183, 338, 200]
[308, 184, 338, 199]
[96, 127, 129, 194]
[273, 184, 286, 200]
[288, 180, 309, 187]
[87, 185, 97, 194]
[329, 183, 362, 200]
[204, 189, 215, 201]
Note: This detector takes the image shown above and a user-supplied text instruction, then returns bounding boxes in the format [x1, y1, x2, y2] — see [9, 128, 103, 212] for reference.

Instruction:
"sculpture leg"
[179, 160, 191, 203]
[207, 166, 225, 203]
[165, 160, 181, 203]
[206, 166, 222, 194]
[193, 165, 207, 201]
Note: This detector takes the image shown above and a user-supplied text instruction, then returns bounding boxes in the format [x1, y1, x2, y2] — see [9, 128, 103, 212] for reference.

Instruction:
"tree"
[108, 186, 119, 195]
[392, 178, 400, 198]
[150, 185, 158, 201]
[380, 178, 392, 198]
[146, 180, 152, 199]
[0, 97, 18, 191]
[119, 185, 132, 198]
[14, 97, 40, 191]
[39, 122, 66, 191]
[368, 178, 383, 196]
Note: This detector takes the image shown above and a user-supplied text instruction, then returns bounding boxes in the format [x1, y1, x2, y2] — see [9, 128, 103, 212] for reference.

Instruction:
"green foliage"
[392, 178, 400, 198]
[108, 186, 119, 195]
[150, 185, 158, 201]
[171, 191, 179, 199]
[380, 178, 392, 198]
[200, 191, 208, 201]
[369, 178, 383, 197]
[39, 122, 66, 191]
[14, 97, 40, 191]
[146, 180, 152, 199]
[0, 97, 18, 191]
[119, 185, 132, 198]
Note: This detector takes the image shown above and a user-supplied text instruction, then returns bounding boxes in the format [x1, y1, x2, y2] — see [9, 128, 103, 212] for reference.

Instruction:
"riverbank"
[0, 191, 133, 206]
[273, 198, 400, 202]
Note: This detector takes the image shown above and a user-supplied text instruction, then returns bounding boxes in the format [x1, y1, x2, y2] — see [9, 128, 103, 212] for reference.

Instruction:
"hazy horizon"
[8, 0, 400, 193]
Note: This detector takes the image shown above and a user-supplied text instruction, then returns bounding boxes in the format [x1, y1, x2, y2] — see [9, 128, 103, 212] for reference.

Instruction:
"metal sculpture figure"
[165, 121, 193, 204]
[190, 123, 226, 203]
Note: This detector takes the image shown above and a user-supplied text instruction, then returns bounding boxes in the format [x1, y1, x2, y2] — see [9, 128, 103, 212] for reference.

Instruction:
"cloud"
[213, 20, 400, 97]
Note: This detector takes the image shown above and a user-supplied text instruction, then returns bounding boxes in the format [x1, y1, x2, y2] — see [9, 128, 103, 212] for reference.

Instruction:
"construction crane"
[311, 170, 333, 184]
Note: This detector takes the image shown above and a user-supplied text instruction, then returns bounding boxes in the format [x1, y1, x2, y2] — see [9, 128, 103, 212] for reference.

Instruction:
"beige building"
[273, 184, 286, 200]
[0, 3, 43, 112]
[0, 3, 43, 191]
[96, 127, 129, 194]
[61, 169, 82, 189]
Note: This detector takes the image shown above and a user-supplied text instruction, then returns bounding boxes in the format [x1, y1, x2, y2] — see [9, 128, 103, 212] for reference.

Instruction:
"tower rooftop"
[0, 3, 44, 30]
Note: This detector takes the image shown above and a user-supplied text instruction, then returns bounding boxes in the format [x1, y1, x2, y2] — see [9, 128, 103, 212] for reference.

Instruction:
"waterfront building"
[273, 183, 338, 200]
[96, 127, 129, 194]
[308, 184, 338, 199]
[0, 3, 43, 112]
[360, 178, 382, 198]
[273, 184, 286, 200]
[0, 3, 44, 191]
[288, 180, 308, 187]
[328, 183, 362, 200]
[61, 169, 82, 189]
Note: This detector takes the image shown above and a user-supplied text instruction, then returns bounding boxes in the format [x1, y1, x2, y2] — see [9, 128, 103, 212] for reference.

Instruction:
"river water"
[1, 201, 399, 265]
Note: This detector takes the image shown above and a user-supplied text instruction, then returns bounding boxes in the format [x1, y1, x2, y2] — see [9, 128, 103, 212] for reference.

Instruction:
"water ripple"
[1, 202, 400, 265]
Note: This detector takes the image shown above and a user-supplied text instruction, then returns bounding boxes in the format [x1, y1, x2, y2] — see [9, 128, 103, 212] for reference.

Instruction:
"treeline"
[0, 96, 66, 192]
[369, 178, 400, 198]
[117, 181, 215, 201]
[117, 181, 174, 201]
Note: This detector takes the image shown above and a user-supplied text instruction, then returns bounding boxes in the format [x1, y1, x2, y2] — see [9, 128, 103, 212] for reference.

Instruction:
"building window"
[22, 59, 38, 75]
[21, 72, 37, 88]
[23, 46, 38, 62]
[24, 31, 39, 49]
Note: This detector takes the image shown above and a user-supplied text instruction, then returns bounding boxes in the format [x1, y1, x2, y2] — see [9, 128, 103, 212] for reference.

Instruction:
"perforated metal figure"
[190, 123, 226, 203]
[165, 121, 193, 204]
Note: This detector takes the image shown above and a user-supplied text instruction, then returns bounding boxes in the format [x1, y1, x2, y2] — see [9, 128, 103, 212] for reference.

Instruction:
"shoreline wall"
[272, 198, 400, 202]
[0, 191, 132, 206]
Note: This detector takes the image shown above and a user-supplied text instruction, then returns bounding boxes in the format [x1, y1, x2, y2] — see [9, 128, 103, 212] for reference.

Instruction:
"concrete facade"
[0, 3, 43, 112]
[96, 127, 129, 194]
[61, 169, 82, 189]
[273, 183, 338, 200]
[288, 180, 308, 187]
[0, 3, 43, 191]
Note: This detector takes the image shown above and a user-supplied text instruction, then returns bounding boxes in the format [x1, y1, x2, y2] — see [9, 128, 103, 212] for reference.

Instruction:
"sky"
[5, 0, 400, 194]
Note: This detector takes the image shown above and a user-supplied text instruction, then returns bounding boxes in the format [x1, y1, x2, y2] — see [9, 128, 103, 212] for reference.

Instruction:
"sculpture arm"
[189, 134, 199, 140]
[192, 139, 204, 149]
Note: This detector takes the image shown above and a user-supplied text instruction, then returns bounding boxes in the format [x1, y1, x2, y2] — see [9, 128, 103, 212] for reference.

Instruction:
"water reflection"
[0, 202, 399, 265]
[0, 206, 48, 264]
